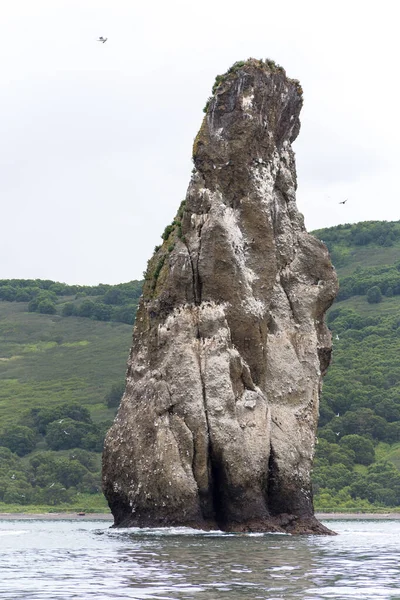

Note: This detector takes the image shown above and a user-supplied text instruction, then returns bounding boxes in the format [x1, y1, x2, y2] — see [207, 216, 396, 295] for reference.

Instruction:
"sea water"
[0, 519, 399, 599]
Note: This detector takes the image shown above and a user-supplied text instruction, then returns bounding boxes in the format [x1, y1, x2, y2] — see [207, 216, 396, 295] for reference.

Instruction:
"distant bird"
[339, 199, 348, 204]
[335, 334, 340, 341]
[97, 36, 107, 43]
[63, 430, 70, 435]
[58, 419, 64, 424]
[335, 431, 340, 436]
[336, 412, 340, 417]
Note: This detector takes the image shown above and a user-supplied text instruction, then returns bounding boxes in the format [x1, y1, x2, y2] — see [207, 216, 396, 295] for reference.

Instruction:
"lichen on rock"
[102, 58, 339, 534]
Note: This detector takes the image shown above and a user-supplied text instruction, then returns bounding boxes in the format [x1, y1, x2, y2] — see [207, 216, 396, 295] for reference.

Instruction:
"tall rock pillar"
[102, 59, 338, 534]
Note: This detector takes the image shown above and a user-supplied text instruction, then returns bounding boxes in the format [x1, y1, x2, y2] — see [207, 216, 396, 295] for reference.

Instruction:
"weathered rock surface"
[102, 59, 339, 534]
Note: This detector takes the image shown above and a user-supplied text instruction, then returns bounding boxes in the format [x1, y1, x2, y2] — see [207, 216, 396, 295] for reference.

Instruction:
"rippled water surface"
[1, 519, 399, 599]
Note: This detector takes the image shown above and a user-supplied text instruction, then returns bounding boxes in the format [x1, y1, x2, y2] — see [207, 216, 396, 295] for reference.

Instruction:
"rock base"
[112, 511, 336, 535]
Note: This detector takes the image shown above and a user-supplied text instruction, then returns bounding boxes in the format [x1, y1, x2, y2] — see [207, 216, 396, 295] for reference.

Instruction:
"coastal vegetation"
[0, 279, 142, 325]
[0, 219, 400, 511]
[0, 296, 133, 509]
[312, 220, 400, 510]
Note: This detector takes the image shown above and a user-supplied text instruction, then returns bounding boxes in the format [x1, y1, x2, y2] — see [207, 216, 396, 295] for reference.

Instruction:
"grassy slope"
[0, 301, 132, 426]
[335, 245, 400, 277]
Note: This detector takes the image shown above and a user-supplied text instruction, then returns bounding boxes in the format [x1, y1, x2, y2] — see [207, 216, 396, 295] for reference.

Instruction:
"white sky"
[1, 0, 399, 285]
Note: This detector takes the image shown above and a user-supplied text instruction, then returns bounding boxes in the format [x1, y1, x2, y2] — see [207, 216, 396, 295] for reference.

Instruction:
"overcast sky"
[1, 0, 399, 285]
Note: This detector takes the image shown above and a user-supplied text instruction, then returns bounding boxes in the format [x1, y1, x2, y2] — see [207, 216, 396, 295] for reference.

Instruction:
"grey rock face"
[102, 59, 338, 534]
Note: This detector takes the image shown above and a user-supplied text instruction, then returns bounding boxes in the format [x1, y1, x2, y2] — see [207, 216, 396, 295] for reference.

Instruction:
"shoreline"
[0, 512, 400, 521]
[0, 512, 114, 520]
[316, 512, 400, 520]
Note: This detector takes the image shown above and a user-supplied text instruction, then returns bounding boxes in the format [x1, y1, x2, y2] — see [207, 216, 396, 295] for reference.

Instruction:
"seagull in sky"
[339, 199, 348, 204]
[97, 36, 108, 43]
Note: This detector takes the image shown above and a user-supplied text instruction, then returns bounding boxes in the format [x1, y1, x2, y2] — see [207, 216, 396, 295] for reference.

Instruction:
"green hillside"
[0, 220, 400, 513]
[312, 220, 400, 511]
[0, 282, 136, 511]
[0, 302, 133, 425]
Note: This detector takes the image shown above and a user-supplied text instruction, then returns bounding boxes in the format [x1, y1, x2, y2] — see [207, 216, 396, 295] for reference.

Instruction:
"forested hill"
[0, 279, 142, 510]
[311, 220, 400, 510]
[0, 220, 400, 512]
[0, 279, 143, 325]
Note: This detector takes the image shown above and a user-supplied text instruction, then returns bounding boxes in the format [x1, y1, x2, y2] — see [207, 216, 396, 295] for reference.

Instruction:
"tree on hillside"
[24, 403, 92, 435]
[15, 289, 32, 302]
[0, 446, 21, 467]
[92, 303, 112, 321]
[367, 286, 383, 304]
[0, 426, 36, 457]
[37, 298, 57, 314]
[45, 419, 88, 450]
[2, 481, 33, 505]
[337, 408, 389, 441]
[339, 434, 375, 465]
[0, 286, 16, 301]
[28, 290, 57, 312]
[68, 449, 98, 471]
[54, 458, 87, 488]
[45, 417, 106, 452]
[112, 304, 137, 324]
[376, 398, 400, 422]
[77, 300, 95, 318]
[105, 382, 125, 408]
[313, 463, 353, 493]
[36, 483, 74, 506]
[349, 461, 400, 506]
[103, 288, 124, 305]
[62, 302, 76, 317]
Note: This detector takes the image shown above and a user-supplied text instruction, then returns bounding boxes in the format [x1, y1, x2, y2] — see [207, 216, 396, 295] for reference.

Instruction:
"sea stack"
[102, 59, 338, 534]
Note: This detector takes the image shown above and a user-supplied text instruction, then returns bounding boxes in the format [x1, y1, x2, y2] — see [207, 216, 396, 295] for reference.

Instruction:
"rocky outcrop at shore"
[102, 59, 338, 534]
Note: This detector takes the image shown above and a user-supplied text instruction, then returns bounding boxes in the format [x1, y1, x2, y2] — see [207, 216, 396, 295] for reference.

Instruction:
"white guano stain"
[242, 93, 254, 110]
[220, 206, 266, 317]
[250, 153, 279, 205]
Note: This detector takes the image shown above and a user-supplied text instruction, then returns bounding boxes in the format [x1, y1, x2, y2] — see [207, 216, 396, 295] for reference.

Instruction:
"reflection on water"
[0, 520, 399, 599]
[114, 531, 313, 598]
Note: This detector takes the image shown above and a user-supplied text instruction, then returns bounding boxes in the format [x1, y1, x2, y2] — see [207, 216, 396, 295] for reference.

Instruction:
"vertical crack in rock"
[102, 58, 339, 534]
[194, 317, 214, 522]
[190, 219, 204, 307]
[187, 245, 199, 306]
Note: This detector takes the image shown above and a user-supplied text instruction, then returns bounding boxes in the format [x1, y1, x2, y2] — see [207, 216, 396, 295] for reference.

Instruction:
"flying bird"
[97, 36, 107, 43]
[339, 199, 348, 204]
